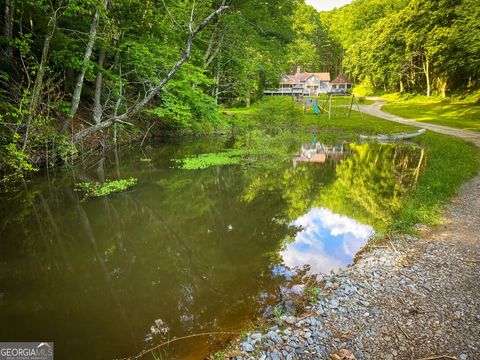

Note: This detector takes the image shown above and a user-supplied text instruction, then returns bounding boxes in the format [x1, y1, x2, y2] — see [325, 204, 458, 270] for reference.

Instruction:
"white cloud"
[305, 0, 353, 12]
[280, 208, 373, 274]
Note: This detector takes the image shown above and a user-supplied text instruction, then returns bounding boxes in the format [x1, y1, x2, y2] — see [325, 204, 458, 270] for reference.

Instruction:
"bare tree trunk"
[113, 63, 123, 147]
[423, 52, 430, 97]
[66, 0, 108, 131]
[212, 53, 221, 104]
[439, 78, 447, 98]
[30, 12, 56, 114]
[203, 25, 224, 69]
[92, 47, 106, 124]
[25, 9, 57, 150]
[71, 1, 228, 144]
[3, 0, 14, 57]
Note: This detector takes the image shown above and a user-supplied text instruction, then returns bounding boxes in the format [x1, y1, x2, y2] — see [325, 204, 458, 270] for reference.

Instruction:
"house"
[330, 74, 353, 92]
[264, 67, 331, 96]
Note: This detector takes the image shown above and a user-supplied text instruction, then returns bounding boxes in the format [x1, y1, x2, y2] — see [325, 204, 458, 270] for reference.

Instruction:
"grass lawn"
[381, 100, 480, 131]
[230, 97, 480, 234]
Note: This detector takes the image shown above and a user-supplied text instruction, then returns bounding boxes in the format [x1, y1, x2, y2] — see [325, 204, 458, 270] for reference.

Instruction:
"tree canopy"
[0, 0, 478, 179]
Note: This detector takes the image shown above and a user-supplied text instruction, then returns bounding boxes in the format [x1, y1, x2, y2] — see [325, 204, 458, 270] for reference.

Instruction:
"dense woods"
[0, 0, 479, 180]
[327, 0, 480, 96]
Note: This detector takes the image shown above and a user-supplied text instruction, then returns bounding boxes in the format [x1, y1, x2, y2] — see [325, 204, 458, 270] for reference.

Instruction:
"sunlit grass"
[381, 100, 480, 131]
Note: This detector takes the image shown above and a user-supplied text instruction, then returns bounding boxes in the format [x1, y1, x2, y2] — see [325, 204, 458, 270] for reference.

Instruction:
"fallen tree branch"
[71, 1, 228, 144]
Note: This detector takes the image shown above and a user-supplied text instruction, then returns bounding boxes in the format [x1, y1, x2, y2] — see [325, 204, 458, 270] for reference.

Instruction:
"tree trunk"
[92, 47, 106, 124]
[30, 12, 56, 114]
[423, 53, 430, 97]
[24, 9, 57, 150]
[67, 0, 108, 129]
[439, 78, 447, 98]
[3, 0, 14, 57]
[213, 56, 221, 104]
[399, 78, 404, 93]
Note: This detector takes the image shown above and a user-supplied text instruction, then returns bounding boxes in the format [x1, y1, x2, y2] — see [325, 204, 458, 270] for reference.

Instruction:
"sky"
[305, 0, 353, 12]
[280, 208, 373, 274]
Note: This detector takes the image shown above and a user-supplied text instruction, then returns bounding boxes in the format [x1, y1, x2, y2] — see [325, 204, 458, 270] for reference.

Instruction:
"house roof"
[281, 72, 330, 84]
[331, 74, 353, 84]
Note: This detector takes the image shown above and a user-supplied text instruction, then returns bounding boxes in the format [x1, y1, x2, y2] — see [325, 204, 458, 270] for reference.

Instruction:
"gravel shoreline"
[224, 105, 480, 360]
[228, 225, 479, 359]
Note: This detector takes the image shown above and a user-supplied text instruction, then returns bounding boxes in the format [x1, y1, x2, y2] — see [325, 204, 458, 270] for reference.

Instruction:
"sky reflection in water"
[281, 207, 374, 274]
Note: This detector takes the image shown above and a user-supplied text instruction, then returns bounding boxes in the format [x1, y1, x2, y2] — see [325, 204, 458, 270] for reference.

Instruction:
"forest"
[0, 0, 479, 180]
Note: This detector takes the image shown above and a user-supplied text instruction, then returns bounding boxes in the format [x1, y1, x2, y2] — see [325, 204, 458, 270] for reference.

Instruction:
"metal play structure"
[295, 93, 363, 119]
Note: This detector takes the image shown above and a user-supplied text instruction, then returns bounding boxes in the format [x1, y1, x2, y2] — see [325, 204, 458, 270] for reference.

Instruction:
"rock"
[251, 333, 262, 341]
[285, 316, 295, 325]
[459, 354, 467, 360]
[270, 351, 281, 360]
[241, 342, 254, 352]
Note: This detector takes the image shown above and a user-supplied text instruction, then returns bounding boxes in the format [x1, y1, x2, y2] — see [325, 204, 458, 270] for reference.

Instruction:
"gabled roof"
[331, 74, 352, 85]
[281, 72, 330, 84]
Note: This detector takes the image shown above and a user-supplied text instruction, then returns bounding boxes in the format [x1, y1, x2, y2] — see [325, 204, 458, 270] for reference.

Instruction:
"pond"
[0, 136, 424, 359]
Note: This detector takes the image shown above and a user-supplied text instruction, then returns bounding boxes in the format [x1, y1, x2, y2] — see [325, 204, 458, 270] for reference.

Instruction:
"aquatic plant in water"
[173, 149, 251, 170]
[74, 178, 138, 199]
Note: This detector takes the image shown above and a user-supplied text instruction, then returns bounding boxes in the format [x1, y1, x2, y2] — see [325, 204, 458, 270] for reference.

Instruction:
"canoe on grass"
[360, 128, 426, 141]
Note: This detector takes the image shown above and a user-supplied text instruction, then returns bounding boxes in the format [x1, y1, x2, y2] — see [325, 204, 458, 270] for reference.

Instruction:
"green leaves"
[74, 178, 138, 199]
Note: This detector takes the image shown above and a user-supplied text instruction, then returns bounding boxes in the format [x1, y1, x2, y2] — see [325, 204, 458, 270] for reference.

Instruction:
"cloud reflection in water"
[281, 208, 374, 274]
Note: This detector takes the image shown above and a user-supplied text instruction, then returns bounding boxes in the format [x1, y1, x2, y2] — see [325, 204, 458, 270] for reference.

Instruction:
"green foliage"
[173, 149, 250, 170]
[325, 0, 479, 97]
[214, 351, 226, 360]
[305, 286, 321, 305]
[74, 178, 138, 199]
[393, 133, 479, 231]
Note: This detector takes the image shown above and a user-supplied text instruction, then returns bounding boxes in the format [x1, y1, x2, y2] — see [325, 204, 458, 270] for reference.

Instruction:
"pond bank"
[224, 103, 480, 360]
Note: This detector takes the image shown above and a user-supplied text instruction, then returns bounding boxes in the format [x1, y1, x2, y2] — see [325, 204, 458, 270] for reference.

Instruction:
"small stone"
[285, 316, 295, 325]
[385, 354, 394, 360]
[459, 354, 467, 360]
[251, 333, 262, 340]
[270, 351, 281, 360]
[241, 341, 254, 352]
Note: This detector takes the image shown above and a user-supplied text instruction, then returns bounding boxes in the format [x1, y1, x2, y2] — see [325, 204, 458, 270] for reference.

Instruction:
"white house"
[264, 67, 331, 96]
[330, 74, 353, 92]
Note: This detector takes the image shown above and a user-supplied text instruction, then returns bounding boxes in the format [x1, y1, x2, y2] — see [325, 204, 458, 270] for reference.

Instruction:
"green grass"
[230, 97, 480, 234]
[381, 95, 480, 131]
[393, 132, 479, 231]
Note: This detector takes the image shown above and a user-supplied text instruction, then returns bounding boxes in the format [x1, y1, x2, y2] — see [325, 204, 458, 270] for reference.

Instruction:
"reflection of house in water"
[293, 143, 349, 166]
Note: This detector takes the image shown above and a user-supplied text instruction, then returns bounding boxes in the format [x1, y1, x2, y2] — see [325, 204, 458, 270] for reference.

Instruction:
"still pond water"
[0, 136, 424, 359]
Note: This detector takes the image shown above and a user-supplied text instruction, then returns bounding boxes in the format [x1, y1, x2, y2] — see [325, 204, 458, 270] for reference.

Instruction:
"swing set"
[295, 93, 363, 120]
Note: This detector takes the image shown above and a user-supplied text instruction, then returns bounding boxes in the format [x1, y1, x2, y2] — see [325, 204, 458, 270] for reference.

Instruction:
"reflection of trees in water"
[319, 143, 425, 231]
[0, 151, 292, 359]
[242, 142, 425, 232]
